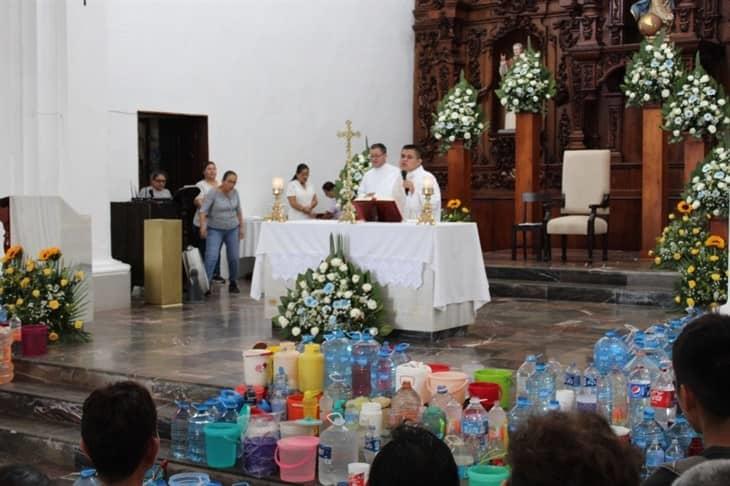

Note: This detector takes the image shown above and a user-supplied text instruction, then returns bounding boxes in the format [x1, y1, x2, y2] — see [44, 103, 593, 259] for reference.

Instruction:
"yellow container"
[298, 343, 324, 393]
[302, 390, 319, 420]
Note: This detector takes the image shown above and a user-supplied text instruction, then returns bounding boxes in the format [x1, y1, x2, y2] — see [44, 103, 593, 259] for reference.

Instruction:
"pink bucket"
[275, 435, 319, 483]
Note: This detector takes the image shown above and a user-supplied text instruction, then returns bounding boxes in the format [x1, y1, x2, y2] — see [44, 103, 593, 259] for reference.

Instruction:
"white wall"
[2, 0, 414, 274]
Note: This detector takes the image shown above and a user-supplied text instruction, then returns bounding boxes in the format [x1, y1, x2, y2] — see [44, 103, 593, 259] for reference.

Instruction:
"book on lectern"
[352, 197, 403, 222]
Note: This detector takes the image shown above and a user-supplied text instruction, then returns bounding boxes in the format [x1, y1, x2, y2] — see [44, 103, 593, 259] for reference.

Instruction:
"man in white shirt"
[400, 144, 442, 221]
[357, 144, 406, 208]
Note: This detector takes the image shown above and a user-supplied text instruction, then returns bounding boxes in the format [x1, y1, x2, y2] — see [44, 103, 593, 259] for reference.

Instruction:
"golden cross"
[336, 120, 361, 162]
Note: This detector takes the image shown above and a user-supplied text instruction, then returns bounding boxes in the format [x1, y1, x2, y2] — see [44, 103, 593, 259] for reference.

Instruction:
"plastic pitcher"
[474, 368, 513, 409]
[204, 422, 241, 468]
[427, 371, 469, 404]
[467, 465, 510, 486]
[243, 349, 273, 387]
[275, 436, 319, 483]
[21, 324, 48, 357]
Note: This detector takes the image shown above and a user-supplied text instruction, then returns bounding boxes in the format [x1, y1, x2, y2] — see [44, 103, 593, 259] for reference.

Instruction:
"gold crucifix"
[337, 120, 361, 162]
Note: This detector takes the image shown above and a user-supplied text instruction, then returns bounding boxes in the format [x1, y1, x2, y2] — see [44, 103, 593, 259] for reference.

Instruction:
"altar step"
[485, 262, 679, 308]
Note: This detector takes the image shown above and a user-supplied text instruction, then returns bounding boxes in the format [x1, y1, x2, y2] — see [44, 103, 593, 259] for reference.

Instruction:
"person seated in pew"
[137, 170, 172, 199]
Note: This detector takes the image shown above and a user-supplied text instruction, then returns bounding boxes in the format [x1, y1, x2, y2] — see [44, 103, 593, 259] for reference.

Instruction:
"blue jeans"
[196, 229, 220, 277]
[205, 226, 239, 285]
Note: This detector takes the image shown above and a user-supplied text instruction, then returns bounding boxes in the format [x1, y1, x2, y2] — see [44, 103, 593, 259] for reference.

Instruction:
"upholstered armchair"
[546, 150, 610, 263]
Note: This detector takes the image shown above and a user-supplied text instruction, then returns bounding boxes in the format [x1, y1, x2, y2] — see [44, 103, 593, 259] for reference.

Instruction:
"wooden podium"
[515, 113, 541, 226]
[144, 219, 182, 307]
[641, 107, 668, 256]
[446, 141, 472, 208]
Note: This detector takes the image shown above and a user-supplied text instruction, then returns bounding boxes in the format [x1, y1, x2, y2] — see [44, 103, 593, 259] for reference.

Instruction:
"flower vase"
[683, 134, 709, 183]
[446, 141, 472, 209]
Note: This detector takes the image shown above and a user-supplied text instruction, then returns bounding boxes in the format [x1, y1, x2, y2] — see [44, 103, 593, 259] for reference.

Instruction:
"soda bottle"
[576, 359, 599, 413]
[651, 365, 676, 429]
[628, 364, 653, 430]
[389, 380, 421, 428]
[374, 346, 394, 397]
[462, 397, 489, 460]
[170, 400, 190, 460]
[600, 367, 628, 427]
[515, 355, 537, 399]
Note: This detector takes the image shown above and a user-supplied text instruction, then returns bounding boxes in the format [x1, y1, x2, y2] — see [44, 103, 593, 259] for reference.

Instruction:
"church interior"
[1, 0, 730, 485]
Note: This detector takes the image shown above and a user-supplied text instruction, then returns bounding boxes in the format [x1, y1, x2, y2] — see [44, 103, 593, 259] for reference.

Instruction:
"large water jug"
[594, 330, 630, 375]
[508, 396, 531, 436]
[187, 403, 212, 464]
[527, 362, 555, 414]
[273, 341, 299, 391]
[374, 346, 394, 397]
[298, 343, 325, 393]
[666, 414, 697, 455]
[389, 380, 421, 428]
[632, 407, 667, 452]
[351, 332, 379, 398]
[322, 330, 351, 389]
[515, 355, 536, 399]
[318, 413, 358, 485]
[170, 400, 190, 460]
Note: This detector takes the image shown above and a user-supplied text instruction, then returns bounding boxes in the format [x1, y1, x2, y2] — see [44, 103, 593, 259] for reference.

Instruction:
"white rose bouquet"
[684, 142, 730, 217]
[495, 46, 556, 115]
[662, 54, 730, 143]
[621, 32, 683, 108]
[431, 71, 488, 154]
[272, 234, 391, 341]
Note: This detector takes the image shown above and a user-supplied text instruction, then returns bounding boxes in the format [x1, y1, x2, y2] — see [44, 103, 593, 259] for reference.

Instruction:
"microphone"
[401, 170, 409, 195]
[149, 187, 154, 199]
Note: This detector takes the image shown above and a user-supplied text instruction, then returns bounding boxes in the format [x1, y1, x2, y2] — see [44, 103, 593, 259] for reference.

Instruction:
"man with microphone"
[357, 143, 406, 215]
[400, 144, 441, 221]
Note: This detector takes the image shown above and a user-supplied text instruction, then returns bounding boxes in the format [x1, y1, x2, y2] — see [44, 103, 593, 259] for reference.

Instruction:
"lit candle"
[423, 177, 434, 191]
[272, 177, 284, 191]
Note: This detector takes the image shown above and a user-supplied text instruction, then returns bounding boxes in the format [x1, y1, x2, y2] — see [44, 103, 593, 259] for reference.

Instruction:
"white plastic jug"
[395, 361, 432, 404]
[243, 349, 273, 387]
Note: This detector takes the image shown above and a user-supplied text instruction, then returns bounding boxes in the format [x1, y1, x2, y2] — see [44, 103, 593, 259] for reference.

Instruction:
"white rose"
[319, 262, 328, 272]
[701, 75, 710, 83]
[350, 308, 361, 319]
[287, 302, 295, 310]
[362, 283, 372, 292]
[661, 89, 670, 98]
[692, 200, 701, 209]
[340, 279, 348, 288]
[324, 297, 331, 304]
[434, 133, 442, 140]
[291, 326, 301, 337]
[367, 300, 377, 310]
[719, 99, 727, 106]
[310, 326, 319, 336]
[331, 258, 342, 267]
[352, 275, 361, 284]
[369, 327, 379, 337]
[449, 135, 456, 142]
[709, 125, 717, 134]
[464, 132, 471, 139]
[318, 275, 326, 283]
[673, 130, 680, 137]
[278, 316, 289, 328]
[643, 94, 651, 102]
[339, 264, 347, 272]
[327, 273, 336, 281]
[299, 281, 307, 289]
[344, 291, 353, 299]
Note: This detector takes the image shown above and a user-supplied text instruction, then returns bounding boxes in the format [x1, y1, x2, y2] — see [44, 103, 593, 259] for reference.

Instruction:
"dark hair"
[508, 411, 641, 486]
[150, 170, 167, 181]
[292, 163, 309, 181]
[401, 144, 423, 159]
[369, 424, 458, 486]
[370, 143, 387, 154]
[203, 161, 216, 173]
[322, 181, 335, 192]
[673, 313, 730, 419]
[0, 465, 50, 486]
[222, 170, 237, 182]
[81, 381, 158, 483]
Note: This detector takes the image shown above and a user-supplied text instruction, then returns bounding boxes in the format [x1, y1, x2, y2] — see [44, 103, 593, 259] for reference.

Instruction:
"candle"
[272, 177, 284, 191]
[423, 177, 434, 191]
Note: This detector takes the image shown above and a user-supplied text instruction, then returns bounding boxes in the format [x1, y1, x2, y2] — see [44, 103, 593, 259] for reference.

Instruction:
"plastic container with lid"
[359, 402, 383, 437]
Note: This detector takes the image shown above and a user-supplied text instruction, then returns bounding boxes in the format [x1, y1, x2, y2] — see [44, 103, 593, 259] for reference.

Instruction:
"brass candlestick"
[265, 187, 287, 222]
[417, 186, 436, 225]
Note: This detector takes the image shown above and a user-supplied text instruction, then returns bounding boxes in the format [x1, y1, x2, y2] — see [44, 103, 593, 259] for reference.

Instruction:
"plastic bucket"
[468, 382, 502, 411]
[243, 349, 273, 387]
[280, 420, 317, 438]
[287, 393, 304, 420]
[168, 472, 211, 486]
[474, 368, 513, 409]
[467, 465, 510, 486]
[275, 436, 319, 483]
[204, 422, 242, 469]
[427, 362, 451, 373]
[427, 371, 469, 404]
[21, 324, 48, 356]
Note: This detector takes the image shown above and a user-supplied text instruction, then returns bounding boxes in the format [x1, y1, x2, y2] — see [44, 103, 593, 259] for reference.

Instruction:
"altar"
[250, 220, 491, 336]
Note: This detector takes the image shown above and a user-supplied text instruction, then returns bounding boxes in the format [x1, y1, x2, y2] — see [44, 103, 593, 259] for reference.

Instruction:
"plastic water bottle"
[204, 398, 222, 422]
[576, 359, 599, 413]
[516, 354, 537, 398]
[73, 469, 99, 486]
[326, 372, 353, 404]
[392, 343, 410, 366]
[645, 439, 665, 477]
[594, 330, 630, 375]
[450, 437, 474, 480]
[374, 346, 394, 397]
[322, 330, 352, 389]
[632, 408, 667, 452]
[486, 403, 507, 451]
[462, 397, 489, 460]
[362, 424, 381, 464]
[664, 438, 684, 463]
[527, 362, 555, 414]
[599, 367, 628, 426]
[508, 396, 531, 435]
[221, 398, 239, 423]
[666, 415, 697, 454]
[270, 367, 289, 420]
[389, 380, 421, 428]
[628, 363, 653, 430]
[170, 401, 190, 460]
[187, 403, 211, 464]
[651, 365, 676, 429]
[546, 357, 563, 386]
[318, 414, 359, 485]
[431, 385, 463, 435]
[422, 405, 447, 439]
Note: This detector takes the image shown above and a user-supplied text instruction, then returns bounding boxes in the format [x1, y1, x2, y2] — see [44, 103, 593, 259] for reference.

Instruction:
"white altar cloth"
[250, 220, 490, 312]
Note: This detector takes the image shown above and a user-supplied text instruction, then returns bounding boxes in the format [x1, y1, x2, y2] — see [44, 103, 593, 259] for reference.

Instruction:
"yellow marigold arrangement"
[442, 198, 473, 222]
[0, 245, 90, 343]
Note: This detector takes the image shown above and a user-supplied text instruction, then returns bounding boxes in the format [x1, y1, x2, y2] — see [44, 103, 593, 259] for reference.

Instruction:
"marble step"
[488, 278, 676, 307]
[485, 264, 678, 290]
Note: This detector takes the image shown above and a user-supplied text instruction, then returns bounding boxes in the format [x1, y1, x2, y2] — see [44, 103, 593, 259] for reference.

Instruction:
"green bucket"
[204, 422, 242, 469]
[467, 465, 510, 486]
[474, 368, 513, 409]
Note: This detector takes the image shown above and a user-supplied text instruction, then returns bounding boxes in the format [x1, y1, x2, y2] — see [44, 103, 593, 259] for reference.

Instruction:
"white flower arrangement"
[272, 234, 392, 341]
[335, 146, 371, 209]
[684, 142, 730, 218]
[621, 33, 683, 108]
[431, 71, 488, 153]
[495, 46, 556, 115]
[662, 55, 730, 143]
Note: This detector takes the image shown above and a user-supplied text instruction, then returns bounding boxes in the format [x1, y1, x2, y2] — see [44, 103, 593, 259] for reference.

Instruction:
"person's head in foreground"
[81, 381, 159, 485]
[672, 459, 730, 486]
[507, 411, 642, 486]
[369, 423, 459, 486]
[0, 464, 50, 486]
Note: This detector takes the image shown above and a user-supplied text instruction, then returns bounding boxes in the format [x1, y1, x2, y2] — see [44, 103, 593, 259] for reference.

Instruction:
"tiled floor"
[18, 279, 679, 389]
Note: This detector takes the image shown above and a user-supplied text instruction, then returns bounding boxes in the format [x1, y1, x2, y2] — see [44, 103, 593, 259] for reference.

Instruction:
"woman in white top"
[194, 161, 223, 282]
[286, 163, 318, 220]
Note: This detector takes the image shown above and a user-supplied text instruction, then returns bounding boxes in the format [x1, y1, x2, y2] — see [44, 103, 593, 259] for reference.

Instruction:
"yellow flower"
[688, 280, 697, 289]
[673, 253, 681, 260]
[74, 320, 84, 330]
[48, 300, 60, 310]
[447, 199, 462, 210]
[687, 298, 695, 308]
[48, 332, 59, 342]
[1, 245, 23, 262]
[74, 271, 85, 281]
[60, 279, 68, 287]
[7, 304, 14, 312]
[654, 256, 662, 265]
[687, 265, 696, 274]
[692, 228, 700, 235]
[674, 295, 681, 304]
[15, 298, 23, 306]
[43, 268, 52, 276]
[658, 237, 666, 244]
[5, 267, 14, 275]
[710, 255, 720, 262]
[678, 229, 686, 236]
[677, 201, 691, 214]
[461, 207, 470, 214]
[648, 250, 654, 257]
[19, 277, 30, 288]
[712, 273, 722, 281]
[706, 236, 726, 249]
[682, 215, 689, 222]
[32, 289, 40, 298]
[691, 248, 700, 255]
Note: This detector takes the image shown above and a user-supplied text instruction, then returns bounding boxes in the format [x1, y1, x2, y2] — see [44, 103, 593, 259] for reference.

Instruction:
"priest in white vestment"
[357, 143, 406, 211]
[400, 144, 442, 221]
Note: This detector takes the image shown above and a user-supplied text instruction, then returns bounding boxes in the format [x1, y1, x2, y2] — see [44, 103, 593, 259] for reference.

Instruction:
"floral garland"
[334, 146, 371, 209]
[431, 71, 487, 153]
[662, 55, 730, 143]
[272, 235, 391, 341]
[621, 33, 683, 108]
[650, 203, 708, 269]
[495, 46, 556, 114]
[442, 199, 472, 222]
[0, 246, 90, 343]
[684, 142, 730, 218]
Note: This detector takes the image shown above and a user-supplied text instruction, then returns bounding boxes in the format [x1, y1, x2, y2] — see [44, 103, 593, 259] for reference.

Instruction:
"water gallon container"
[427, 371, 469, 405]
[204, 422, 242, 468]
[395, 362, 432, 404]
[275, 436, 320, 483]
[243, 349, 273, 387]
[21, 324, 48, 357]
[474, 368, 513, 409]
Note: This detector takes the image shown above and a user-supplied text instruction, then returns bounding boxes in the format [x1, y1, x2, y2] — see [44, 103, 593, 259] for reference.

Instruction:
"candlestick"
[272, 177, 284, 191]
[423, 177, 434, 191]
[265, 184, 287, 223]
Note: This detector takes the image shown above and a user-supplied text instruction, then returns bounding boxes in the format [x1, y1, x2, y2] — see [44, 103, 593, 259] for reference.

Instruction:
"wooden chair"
[512, 192, 552, 261]
[546, 150, 610, 263]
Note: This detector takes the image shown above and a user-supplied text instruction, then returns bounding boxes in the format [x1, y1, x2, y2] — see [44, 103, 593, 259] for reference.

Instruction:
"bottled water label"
[629, 382, 650, 399]
[650, 390, 674, 408]
[462, 421, 486, 436]
[584, 376, 597, 387]
[564, 373, 580, 387]
[538, 388, 552, 400]
[364, 436, 381, 453]
[318, 445, 333, 465]
[645, 450, 665, 468]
